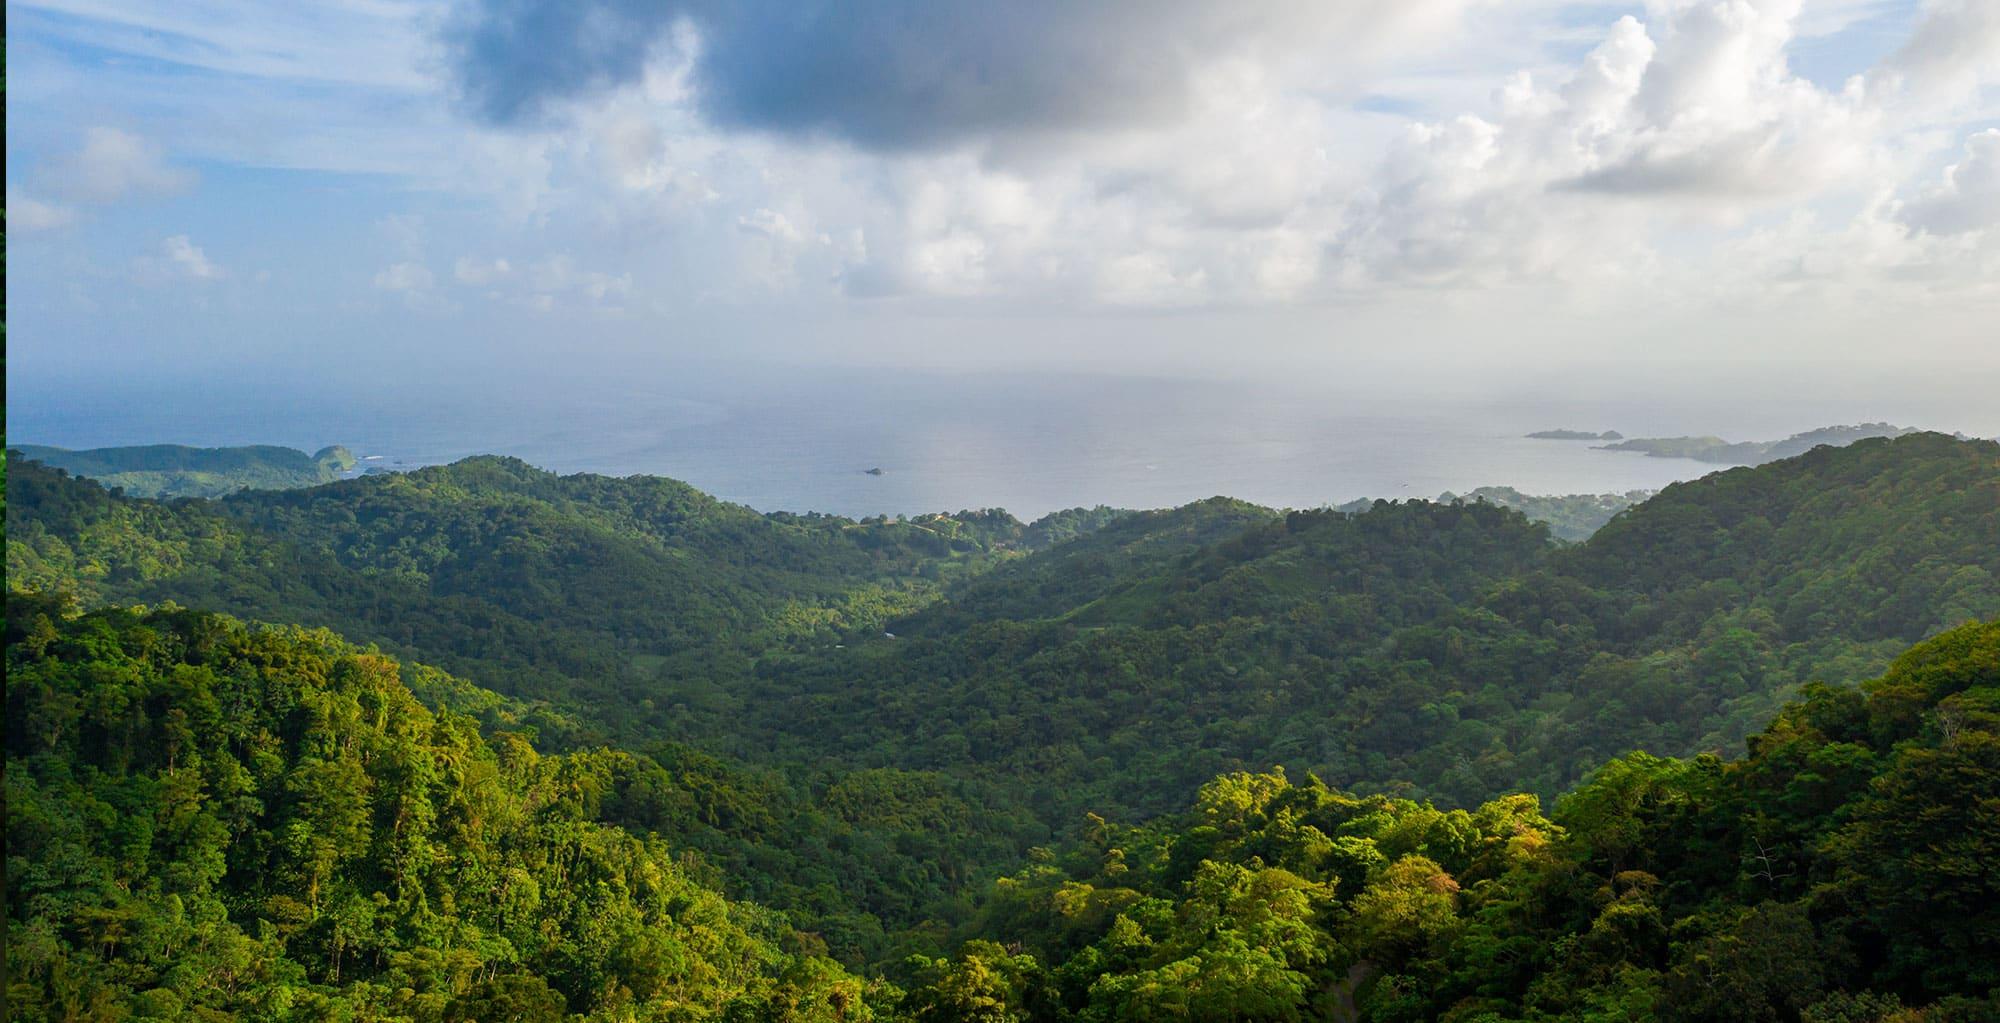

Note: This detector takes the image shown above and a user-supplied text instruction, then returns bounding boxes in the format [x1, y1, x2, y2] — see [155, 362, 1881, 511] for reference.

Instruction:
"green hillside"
[12, 436, 1996, 814]
[1337, 487, 1652, 543]
[7, 598, 1993, 1021]
[11, 443, 359, 498]
[2, 599, 891, 1021]
[3, 457, 1113, 959]
[5, 455, 1108, 719]
[8, 431, 1999, 1001]
[1566, 432, 2000, 639]
[916, 619, 2000, 1022]
[1432, 486, 1652, 542]
[685, 434, 1999, 817]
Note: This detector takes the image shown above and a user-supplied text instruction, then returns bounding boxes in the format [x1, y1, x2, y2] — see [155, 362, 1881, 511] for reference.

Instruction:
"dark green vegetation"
[4, 453, 1118, 957]
[1340, 486, 1654, 541]
[5, 452, 1118, 708]
[4, 600, 899, 1020]
[1598, 423, 1923, 465]
[701, 435, 1996, 820]
[7, 432, 2000, 1021]
[915, 619, 2000, 1022]
[7, 602, 1995, 1021]
[13, 443, 360, 498]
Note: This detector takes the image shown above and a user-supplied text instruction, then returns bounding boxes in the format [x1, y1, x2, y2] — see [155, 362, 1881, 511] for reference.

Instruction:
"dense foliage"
[5, 453, 1114, 710]
[1428, 487, 1652, 542]
[6, 602, 1994, 1021]
[677, 434, 1998, 822]
[3, 599, 892, 1021]
[7, 431, 1999, 1016]
[1337, 485, 1649, 542]
[12, 444, 358, 498]
[4, 456, 1113, 960]
[915, 618, 2000, 1022]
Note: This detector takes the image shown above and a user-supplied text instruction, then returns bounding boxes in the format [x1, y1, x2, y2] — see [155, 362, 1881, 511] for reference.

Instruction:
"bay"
[7, 367, 1866, 519]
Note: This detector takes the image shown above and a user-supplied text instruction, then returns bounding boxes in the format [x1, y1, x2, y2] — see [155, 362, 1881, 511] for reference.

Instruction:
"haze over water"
[17, 367, 1992, 520]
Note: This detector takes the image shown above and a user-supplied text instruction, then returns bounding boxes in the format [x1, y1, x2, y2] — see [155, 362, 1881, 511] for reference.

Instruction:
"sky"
[7, 0, 2000, 418]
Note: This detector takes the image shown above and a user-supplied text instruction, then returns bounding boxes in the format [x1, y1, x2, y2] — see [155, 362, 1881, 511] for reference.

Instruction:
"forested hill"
[3, 599, 892, 1020]
[7, 595, 1994, 1021]
[8, 432, 1999, 981]
[909, 619, 2000, 1022]
[11, 442, 359, 498]
[1566, 431, 2000, 638]
[5, 454, 1118, 714]
[690, 433, 2000, 817]
[10, 435, 1998, 810]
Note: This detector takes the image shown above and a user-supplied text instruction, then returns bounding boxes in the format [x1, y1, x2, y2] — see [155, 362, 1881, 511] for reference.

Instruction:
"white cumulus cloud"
[374, 261, 436, 292]
[8, 188, 76, 231]
[1902, 129, 2000, 235]
[454, 256, 514, 286]
[133, 235, 225, 283]
[56, 128, 196, 204]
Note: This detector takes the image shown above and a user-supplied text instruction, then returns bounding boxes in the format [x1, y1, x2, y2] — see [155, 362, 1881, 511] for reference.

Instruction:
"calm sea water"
[7, 367, 1933, 519]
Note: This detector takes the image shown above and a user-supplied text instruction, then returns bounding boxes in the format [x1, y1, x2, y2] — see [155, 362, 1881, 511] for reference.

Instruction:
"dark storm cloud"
[446, 0, 1302, 149]
[446, 0, 680, 126]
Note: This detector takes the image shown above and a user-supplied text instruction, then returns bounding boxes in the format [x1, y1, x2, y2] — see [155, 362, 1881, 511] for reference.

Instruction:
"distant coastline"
[1526, 429, 1623, 441]
[1525, 423, 1945, 468]
[1595, 423, 1926, 465]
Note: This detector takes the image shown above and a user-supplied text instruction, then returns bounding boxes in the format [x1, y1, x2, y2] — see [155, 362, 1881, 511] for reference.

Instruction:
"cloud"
[1877, 0, 2000, 104]
[446, 0, 1473, 149]
[8, 188, 76, 231]
[374, 261, 437, 292]
[1320, 0, 1923, 293]
[601, 112, 720, 201]
[16, 0, 432, 90]
[736, 208, 805, 244]
[442, 252, 631, 310]
[526, 254, 632, 307]
[1553, 2, 1877, 200]
[422, 0, 2000, 313]
[1902, 129, 2000, 235]
[765, 1, 1893, 304]
[165, 236, 221, 279]
[454, 256, 514, 285]
[134, 235, 225, 283]
[54, 127, 196, 204]
[15, 0, 2000, 347]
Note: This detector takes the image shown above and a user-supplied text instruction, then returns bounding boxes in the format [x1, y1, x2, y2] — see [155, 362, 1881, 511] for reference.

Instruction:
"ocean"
[9, 366, 1967, 519]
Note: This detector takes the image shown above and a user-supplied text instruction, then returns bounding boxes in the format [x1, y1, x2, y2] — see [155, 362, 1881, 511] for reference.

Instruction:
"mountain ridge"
[6, 431, 1998, 1019]
[11, 442, 359, 498]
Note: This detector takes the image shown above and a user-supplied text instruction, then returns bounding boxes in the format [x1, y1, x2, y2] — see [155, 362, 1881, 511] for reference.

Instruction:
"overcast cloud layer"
[6, 0, 2000, 392]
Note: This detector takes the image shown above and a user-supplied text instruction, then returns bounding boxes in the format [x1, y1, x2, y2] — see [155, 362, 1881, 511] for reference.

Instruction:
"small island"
[1526, 429, 1623, 440]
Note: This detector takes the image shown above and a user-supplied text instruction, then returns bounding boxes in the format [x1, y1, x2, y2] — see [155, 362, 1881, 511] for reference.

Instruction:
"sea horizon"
[15, 366, 1994, 519]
